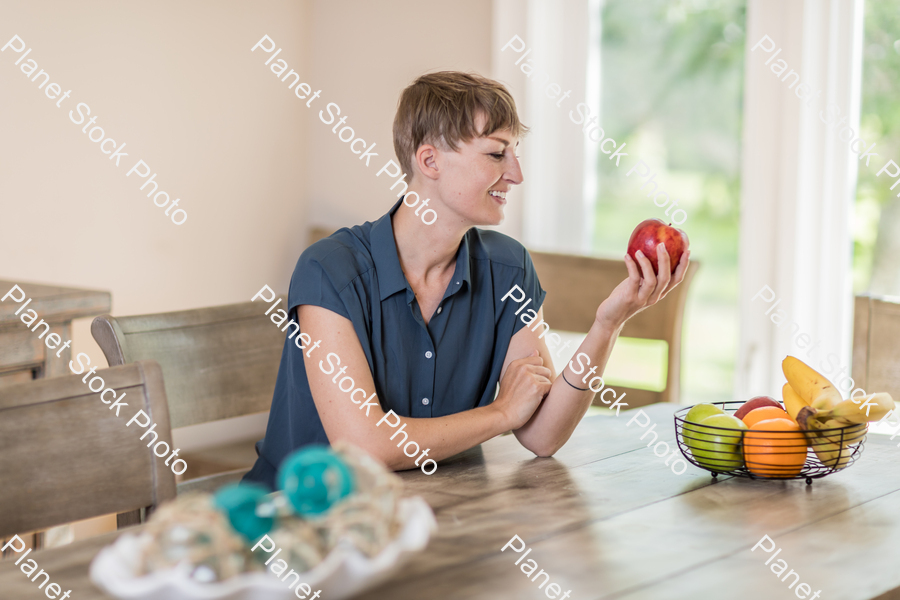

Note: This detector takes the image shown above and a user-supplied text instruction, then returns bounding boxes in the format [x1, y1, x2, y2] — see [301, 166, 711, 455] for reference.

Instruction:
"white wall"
[0, 0, 509, 457]
[304, 0, 495, 230]
[0, 0, 523, 545]
[0, 0, 316, 542]
[0, 0, 311, 371]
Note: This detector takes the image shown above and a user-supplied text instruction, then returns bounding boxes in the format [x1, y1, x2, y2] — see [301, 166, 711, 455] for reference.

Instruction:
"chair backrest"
[852, 294, 900, 400]
[530, 251, 700, 407]
[91, 301, 286, 429]
[309, 226, 336, 245]
[0, 361, 176, 537]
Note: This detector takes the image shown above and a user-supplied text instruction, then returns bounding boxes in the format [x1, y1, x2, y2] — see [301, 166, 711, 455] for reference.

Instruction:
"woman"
[244, 71, 690, 489]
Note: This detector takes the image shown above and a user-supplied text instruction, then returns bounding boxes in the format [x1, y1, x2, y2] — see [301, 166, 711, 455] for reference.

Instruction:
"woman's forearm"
[512, 247, 691, 456]
[513, 318, 624, 456]
[330, 400, 510, 471]
[302, 304, 516, 473]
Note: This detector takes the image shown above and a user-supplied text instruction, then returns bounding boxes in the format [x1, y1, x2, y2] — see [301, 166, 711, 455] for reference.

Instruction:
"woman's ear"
[415, 144, 441, 181]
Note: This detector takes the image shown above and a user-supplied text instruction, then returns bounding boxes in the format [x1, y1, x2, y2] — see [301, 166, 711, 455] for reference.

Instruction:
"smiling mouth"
[488, 190, 507, 202]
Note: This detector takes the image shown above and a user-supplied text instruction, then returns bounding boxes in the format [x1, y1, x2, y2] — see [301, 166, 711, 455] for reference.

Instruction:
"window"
[854, 0, 900, 296]
[592, 0, 746, 403]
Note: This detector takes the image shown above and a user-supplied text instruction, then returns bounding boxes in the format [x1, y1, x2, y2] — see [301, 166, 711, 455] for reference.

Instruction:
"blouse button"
[422, 398, 430, 406]
[437, 306, 443, 314]
[425, 351, 433, 359]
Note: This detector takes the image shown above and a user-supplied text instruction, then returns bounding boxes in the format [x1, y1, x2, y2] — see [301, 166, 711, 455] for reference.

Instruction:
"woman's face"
[432, 114, 524, 226]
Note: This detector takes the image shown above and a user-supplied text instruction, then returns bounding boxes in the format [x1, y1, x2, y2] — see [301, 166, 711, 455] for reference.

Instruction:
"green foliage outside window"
[855, 0, 900, 295]
[592, 0, 746, 404]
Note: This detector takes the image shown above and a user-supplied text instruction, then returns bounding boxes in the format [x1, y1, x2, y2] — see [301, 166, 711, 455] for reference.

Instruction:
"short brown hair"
[393, 71, 527, 178]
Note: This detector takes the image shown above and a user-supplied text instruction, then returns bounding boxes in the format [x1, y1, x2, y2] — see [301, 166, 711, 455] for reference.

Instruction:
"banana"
[855, 392, 893, 422]
[782, 356, 843, 411]
[796, 407, 866, 470]
[810, 418, 867, 446]
[774, 356, 887, 472]
[782, 383, 809, 421]
[812, 434, 855, 470]
[816, 392, 895, 425]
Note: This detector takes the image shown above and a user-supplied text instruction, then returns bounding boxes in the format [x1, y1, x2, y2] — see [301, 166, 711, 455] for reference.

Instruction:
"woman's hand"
[595, 244, 691, 330]
[492, 350, 553, 430]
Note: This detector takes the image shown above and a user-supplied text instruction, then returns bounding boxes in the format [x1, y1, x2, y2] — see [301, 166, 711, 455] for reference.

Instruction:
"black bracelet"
[561, 370, 590, 391]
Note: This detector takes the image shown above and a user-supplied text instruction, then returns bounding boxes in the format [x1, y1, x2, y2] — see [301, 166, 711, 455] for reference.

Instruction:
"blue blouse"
[244, 199, 546, 489]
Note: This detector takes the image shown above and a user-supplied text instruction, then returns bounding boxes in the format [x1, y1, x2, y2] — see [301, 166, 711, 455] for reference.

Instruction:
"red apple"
[733, 396, 784, 421]
[627, 218, 689, 275]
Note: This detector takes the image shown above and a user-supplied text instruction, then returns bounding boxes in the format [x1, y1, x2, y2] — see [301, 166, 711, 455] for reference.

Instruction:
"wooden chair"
[309, 225, 338, 245]
[852, 294, 900, 400]
[530, 251, 699, 407]
[91, 300, 286, 493]
[0, 361, 176, 537]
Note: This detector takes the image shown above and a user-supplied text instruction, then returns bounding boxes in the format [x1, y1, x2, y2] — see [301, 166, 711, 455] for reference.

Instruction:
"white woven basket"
[90, 497, 436, 600]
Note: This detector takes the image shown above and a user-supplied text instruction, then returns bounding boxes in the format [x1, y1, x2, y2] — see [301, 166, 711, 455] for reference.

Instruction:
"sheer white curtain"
[491, 0, 596, 253]
[736, 0, 864, 399]
[492, 0, 863, 401]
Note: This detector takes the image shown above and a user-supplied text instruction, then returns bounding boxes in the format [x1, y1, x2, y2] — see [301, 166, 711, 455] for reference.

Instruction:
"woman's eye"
[490, 153, 505, 159]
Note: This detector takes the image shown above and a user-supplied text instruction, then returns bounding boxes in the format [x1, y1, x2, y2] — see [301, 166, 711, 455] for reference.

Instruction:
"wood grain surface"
[90, 299, 286, 493]
[853, 294, 900, 405]
[1, 403, 898, 600]
[91, 299, 286, 429]
[0, 280, 111, 329]
[0, 279, 111, 387]
[0, 361, 176, 537]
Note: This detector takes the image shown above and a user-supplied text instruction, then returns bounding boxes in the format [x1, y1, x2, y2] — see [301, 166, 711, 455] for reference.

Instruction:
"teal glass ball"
[276, 446, 355, 517]
[212, 483, 274, 543]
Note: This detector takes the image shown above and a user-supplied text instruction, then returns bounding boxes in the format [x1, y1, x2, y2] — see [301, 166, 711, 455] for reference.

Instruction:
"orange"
[741, 406, 790, 428]
[742, 418, 808, 478]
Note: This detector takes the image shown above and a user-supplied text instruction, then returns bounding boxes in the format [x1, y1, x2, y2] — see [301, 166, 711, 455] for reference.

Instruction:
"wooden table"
[0, 279, 111, 386]
[3, 403, 900, 599]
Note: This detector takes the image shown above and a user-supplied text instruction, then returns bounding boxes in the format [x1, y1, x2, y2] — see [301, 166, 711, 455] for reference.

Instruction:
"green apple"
[684, 403, 724, 424]
[682, 403, 725, 448]
[685, 414, 747, 472]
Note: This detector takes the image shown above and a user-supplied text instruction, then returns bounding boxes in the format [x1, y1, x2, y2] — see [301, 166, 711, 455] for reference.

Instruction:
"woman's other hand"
[492, 350, 553, 430]
[595, 244, 691, 330]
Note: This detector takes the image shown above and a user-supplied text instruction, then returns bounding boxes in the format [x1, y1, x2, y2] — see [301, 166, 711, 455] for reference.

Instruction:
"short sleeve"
[287, 243, 353, 322]
[510, 249, 547, 336]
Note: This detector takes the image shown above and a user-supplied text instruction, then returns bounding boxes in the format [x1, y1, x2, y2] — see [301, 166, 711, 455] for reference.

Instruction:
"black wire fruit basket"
[674, 401, 867, 484]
